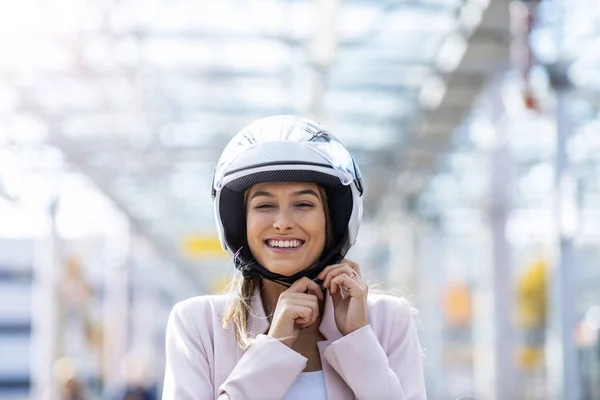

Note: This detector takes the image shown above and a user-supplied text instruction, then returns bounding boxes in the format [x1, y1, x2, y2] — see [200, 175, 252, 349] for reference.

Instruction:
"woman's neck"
[260, 280, 289, 317]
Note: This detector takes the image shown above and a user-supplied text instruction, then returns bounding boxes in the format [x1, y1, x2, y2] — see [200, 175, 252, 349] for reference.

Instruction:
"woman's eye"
[255, 204, 275, 210]
[296, 202, 314, 209]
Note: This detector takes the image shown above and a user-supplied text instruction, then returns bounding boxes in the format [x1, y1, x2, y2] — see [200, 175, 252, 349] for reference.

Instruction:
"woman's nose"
[273, 209, 294, 231]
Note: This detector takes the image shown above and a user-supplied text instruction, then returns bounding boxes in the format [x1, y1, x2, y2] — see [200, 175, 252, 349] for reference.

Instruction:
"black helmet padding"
[219, 171, 353, 272]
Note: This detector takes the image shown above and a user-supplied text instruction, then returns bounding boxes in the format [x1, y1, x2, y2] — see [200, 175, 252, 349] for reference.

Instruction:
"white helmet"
[211, 115, 364, 285]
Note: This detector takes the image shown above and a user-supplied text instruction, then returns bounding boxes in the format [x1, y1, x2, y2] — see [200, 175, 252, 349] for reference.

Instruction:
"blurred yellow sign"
[517, 258, 547, 329]
[517, 346, 544, 370]
[443, 283, 472, 327]
[181, 234, 228, 259]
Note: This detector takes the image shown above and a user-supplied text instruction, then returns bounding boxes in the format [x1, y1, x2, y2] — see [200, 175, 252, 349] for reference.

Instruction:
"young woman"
[162, 115, 427, 399]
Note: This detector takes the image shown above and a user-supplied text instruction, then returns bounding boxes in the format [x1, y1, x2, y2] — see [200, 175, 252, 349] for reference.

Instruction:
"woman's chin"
[263, 262, 306, 277]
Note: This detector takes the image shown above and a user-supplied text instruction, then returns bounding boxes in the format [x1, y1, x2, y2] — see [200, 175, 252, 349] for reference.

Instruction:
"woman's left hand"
[317, 258, 368, 336]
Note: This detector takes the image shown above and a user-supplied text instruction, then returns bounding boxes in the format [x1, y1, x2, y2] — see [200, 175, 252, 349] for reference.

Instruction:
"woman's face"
[246, 182, 327, 277]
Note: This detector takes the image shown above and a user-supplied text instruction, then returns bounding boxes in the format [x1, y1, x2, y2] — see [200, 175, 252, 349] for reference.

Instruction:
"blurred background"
[0, 0, 599, 399]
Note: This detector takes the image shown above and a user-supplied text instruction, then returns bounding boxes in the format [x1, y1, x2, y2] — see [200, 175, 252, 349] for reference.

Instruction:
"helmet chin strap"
[235, 240, 346, 288]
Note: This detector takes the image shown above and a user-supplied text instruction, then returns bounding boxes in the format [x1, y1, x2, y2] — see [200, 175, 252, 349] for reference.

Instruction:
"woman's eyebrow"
[249, 190, 273, 200]
[292, 189, 319, 198]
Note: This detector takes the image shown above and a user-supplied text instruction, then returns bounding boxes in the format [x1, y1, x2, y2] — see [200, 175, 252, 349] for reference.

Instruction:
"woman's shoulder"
[165, 293, 238, 356]
[170, 292, 233, 321]
[366, 292, 418, 327]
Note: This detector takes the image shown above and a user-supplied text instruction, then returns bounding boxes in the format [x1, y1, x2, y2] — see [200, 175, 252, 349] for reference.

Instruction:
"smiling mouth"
[264, 239, 305, 249]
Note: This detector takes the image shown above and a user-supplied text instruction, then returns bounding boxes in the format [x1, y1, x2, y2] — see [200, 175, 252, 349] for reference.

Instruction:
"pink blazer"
[162, 290, 427, 400]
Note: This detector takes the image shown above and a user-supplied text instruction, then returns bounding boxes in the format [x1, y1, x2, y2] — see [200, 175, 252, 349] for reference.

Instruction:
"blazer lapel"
[318, 292, 343, 342]
[318, 292, 355, 398]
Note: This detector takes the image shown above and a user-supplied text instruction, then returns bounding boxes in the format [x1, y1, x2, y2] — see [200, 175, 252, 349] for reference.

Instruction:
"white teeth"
[267, 239, 302, 248]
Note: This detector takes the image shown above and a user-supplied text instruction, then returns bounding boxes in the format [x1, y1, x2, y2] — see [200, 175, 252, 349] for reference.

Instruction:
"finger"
[339, 259, 367, 290]
[289, 305, 313, 325]
[317, 263, 347, 281]
[285, 293, 320, 314]
[316, 263, 348, 286]
[323, 264, 358, 289]
[330, 274, 366, 298]
[330, 279, 339, 296]
[283, 295, 319, 318]
[329, 279, 352, 298]
[287, 277, 324, 300]
[341, 258, 362, 276]
[317, 260, 362, 281]
[286, 292, 319, 301]
[323, 264, 357, 289]
[286, 294, 319, 311]
[292, 300, 319, 327]
[329, 279, 345, 296]
[330, 280, 349, 301]
[307, 286, 325, 301]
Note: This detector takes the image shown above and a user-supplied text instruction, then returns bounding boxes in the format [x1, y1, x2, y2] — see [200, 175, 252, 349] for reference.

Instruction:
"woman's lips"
[264, 239, 305, 254]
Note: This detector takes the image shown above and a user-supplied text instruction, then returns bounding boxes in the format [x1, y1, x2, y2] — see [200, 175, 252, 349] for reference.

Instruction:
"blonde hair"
[222, 185, 333, 348]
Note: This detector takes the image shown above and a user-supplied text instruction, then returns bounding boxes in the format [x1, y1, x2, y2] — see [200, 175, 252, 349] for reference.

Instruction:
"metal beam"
[43, 132, 206, 294]
[399, 0, 511, 179]
[0, 68, 286, 82]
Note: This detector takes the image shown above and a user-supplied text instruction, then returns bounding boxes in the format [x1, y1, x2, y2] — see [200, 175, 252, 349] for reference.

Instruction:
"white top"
[282, 370, 327, 400]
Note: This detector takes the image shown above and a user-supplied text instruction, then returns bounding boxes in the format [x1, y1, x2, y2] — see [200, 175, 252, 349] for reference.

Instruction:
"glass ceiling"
[0, 0, 490, 272]
[415, 0, 600, 237]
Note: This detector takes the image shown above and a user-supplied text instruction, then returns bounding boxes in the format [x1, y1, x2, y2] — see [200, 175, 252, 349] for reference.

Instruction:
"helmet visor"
[212, 115, 362, 193]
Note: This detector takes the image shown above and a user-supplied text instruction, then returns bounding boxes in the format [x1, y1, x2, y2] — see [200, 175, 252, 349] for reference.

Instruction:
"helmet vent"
[226, 169, 342, 193]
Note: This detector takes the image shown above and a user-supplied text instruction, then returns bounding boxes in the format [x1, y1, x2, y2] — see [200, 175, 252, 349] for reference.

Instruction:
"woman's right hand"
[267, 277, 324, 347]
